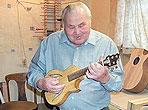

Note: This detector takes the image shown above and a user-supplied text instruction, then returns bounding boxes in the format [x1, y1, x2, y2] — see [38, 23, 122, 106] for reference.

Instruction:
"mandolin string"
[68, 67, 88, 81]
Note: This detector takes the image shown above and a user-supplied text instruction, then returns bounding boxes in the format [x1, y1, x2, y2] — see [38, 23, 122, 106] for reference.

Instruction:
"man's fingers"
[56, 84, 65, 89]
[88, 63, 96, 74]
[99, 54, 104, 61]
[86, 70, 93, 79]
[52, 84, 65, 93]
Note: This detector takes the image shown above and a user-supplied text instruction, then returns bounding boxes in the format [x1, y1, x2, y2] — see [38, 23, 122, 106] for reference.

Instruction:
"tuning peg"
[111, 68, 114, 72]
[111, 56, 114, 59]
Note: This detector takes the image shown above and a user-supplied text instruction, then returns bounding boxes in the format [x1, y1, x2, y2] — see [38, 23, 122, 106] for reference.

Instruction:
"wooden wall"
[91, 0, 117, 39]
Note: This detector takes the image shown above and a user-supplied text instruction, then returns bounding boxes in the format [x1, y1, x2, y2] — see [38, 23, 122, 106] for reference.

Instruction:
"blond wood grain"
[45, 65, 83, 105]
[127, 97, 148, 110]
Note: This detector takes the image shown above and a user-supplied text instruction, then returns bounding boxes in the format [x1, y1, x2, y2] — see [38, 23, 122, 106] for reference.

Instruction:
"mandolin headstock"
[101, 53, 119, 70]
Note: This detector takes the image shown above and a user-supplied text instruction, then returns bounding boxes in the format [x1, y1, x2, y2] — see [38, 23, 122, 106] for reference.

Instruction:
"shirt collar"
[84, 29, 96, 46]
[59, 30, 70, 44]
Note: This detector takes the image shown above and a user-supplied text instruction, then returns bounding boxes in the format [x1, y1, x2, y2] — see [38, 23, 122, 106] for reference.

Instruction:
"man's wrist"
[36, 79, 43, 89]
[100, 74, 110, 84]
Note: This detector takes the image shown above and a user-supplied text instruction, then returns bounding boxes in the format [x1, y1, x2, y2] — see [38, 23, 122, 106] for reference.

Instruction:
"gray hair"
[62, 2, 92, 25]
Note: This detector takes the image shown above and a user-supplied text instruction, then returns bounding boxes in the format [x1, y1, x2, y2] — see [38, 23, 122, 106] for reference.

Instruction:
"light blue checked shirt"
[28, 29, 124, 110]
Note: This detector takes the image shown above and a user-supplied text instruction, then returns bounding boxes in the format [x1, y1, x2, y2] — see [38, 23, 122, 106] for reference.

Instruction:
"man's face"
[64, 7, 91, 47]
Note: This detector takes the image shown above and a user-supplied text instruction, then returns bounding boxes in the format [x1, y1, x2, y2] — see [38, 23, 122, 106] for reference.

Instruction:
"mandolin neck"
[67, 61, 103, 82]
[67, 67, 88, 82]
[67, 61, 104, 82]
[67, 53, 119, 82]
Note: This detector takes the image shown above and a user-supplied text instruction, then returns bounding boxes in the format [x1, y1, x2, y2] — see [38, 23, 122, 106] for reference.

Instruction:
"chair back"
[4, 72, 59, 110]
[0, 82, 5, 104]
[5, 72, 27, 101]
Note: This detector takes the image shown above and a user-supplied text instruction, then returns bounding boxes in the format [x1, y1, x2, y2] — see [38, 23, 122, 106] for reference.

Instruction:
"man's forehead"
[66, 14, 88, 25]
[67, 21, 85, 26]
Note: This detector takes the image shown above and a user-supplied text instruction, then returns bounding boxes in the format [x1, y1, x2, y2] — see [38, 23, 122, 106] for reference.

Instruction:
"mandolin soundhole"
[133, 57, 140, 65]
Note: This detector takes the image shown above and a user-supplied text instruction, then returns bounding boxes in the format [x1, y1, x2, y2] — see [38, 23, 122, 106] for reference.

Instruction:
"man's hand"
[37, 77, 65, 93]
[86, 55, 110, 83]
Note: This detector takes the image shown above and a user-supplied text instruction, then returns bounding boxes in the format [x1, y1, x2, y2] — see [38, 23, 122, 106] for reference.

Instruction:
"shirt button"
[71, 96, 74, 99]
[75, 59, 77, 62]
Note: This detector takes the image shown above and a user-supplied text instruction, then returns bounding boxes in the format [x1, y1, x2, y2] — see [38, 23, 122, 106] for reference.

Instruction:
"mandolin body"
[45, 65, 83, 105]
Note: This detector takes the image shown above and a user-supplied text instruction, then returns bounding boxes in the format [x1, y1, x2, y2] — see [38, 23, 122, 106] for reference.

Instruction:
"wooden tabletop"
[110, 89, 148, 110]
[0, 101, 37, 110]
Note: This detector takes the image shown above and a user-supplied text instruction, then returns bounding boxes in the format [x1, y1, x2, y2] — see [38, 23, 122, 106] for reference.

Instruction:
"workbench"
[110, 89, 148, 110]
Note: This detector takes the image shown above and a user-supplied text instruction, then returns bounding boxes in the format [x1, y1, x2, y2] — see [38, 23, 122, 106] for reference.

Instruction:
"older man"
[28, 2, 124, 110]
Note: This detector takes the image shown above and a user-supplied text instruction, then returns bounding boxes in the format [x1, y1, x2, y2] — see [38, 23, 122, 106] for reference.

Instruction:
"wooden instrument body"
[45, 65, 83, 105]
[123, 49, 148, 93]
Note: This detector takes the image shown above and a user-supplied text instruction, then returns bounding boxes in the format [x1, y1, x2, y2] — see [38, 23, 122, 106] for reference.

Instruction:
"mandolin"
[123, 48, 148, 93]
[45, 53, 119, 105]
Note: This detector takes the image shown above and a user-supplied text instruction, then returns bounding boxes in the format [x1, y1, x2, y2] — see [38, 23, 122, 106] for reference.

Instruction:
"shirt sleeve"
[27, 41, 46, 92]
[101, 40, 124, 92]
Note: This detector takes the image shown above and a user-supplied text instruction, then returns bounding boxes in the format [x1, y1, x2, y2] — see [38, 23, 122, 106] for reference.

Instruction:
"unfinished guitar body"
[123, 48, 148, 93]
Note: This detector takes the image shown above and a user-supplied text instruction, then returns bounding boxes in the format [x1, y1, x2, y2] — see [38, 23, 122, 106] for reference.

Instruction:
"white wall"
[0, 0, 43, 101]
[0, 0, 43, 81]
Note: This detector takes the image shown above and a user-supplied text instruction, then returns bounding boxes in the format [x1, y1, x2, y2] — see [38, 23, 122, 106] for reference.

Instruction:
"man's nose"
[74, 27, 81, 34]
